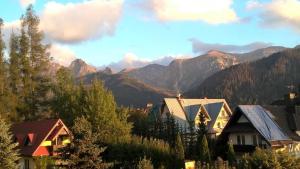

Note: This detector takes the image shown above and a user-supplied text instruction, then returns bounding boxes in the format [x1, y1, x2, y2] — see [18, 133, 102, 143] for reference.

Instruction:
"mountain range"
[185, 47, 300, 106]
[123, 46, 286, 93]
[51, 45, 299, 107]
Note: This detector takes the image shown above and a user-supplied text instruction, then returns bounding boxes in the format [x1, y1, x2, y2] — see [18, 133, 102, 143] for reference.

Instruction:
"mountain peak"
[207, 50, 226, 57]
[69, 59, 96, 77]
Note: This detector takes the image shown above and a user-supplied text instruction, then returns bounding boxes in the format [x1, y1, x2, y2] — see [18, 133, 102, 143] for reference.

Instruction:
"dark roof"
[184, 104, 201, 121]
[12, 119, 60, 156]
[263, 105, 300, 141]
[238, 105, 291, 142]
[224, 123, 256, 133]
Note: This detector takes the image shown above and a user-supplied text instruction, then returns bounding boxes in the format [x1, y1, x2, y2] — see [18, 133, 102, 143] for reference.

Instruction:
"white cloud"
[40, 0, 124, 43]
[105, 53, 189, 72]
[190, 39, 272, 53]
[20, 0, 36, 8]
[2, 21, 21, 46]
[246, 0, 263, 10]
[248, 0, 300, 32]
[144, 0, 238, 24]
[49, 44, 77, 67]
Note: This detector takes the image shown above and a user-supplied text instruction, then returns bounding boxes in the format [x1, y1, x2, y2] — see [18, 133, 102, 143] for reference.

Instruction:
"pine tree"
[18, 5, 51, 120]
[174, 133, 185, 168]
[58, 116, 107, 169]
[136, 156, 154, 169]
[8, 32, 21, 94]
[0, 116, 20, 169]
[0, 18, 17, 120]
[0, 18, 6, 95]
[198, 135, 211, 164]
[227, 143, 236, 166]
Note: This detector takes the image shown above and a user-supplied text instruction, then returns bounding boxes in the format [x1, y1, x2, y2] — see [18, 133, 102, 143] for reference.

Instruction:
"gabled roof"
[237, 105, 291, 143]
[263, 105, 300, 141]
[11, 119, 69, 156]
[163, 98, 232, 129]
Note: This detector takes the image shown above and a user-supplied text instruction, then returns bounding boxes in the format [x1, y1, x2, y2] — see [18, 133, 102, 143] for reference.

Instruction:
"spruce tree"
[9, 32, 21, 94]
[58, 116, 107, 169]
[0, 18, 17, 120]
[0, 116, 20, 169]
[227, 143, 236, 166]
[0, 18, 5, 95]
[198, 135, 211, 164]
[18, 5, 51, 120]
[174, 133, 185, 168]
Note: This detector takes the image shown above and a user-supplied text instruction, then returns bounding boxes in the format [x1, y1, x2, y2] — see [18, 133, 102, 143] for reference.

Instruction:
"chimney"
[176, 93, 182, 100]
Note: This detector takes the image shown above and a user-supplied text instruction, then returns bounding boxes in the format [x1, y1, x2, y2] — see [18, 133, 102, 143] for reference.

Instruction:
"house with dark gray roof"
[161, 96, 232, 137]
[220, 105, 300, 156]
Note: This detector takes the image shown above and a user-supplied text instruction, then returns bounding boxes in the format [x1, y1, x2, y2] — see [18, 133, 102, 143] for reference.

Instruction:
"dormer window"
[24, 133, 35, 146]
[24, 137, 32, 146]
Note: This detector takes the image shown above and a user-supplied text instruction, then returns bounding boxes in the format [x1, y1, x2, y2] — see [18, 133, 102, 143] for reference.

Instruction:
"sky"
[1, 0, 300, 70]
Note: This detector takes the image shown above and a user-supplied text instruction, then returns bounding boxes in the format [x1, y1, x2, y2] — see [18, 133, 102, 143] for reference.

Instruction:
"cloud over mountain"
[49, 44, 77, 67]
[20, 0, 36, 8]
[190, 39, 272, 53]
[142, 0, 238, 24]
[105, 53, 189, 72]
[40, 0, 124, 43]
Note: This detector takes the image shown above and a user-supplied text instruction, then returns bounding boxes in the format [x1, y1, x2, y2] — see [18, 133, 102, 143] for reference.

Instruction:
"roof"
[237, 105, 291, 143]
[11, 119, 69, 156]
[164, 98, 232, 129]
[263, 105, 300, 141]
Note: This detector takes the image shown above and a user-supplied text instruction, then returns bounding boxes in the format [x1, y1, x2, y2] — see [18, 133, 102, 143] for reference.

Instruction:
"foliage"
[58, 117, 108, 169]
[226, 143, 236, 166]
[106, 136, 173, 169]
[136, 156, 154, 169]
[238, 148, 300, 169]
[173, 133, 185, 168]
[0, 116, 20, 169]
[198, 135, 211, 164]
[33, 156, 55, 169]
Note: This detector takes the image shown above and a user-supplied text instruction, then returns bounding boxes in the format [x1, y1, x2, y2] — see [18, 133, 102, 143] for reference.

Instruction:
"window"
[237, 135, 241, 145]
[252, 135, 258, 146]
[241, 135, 245, 145]
[237, 135, 245, 145]
[24, 159, 30, 169]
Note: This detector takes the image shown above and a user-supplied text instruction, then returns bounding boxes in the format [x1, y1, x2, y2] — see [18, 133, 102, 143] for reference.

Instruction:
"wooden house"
[220, 105, 300, 156]
[161, 97, 232, 137]
[11, 119, 71, 169]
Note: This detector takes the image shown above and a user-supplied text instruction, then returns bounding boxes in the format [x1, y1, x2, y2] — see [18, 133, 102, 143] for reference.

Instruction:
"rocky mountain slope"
[69, 59, 97, 77]
[124, 46, 285, 93]
[185, 47, 300, 106]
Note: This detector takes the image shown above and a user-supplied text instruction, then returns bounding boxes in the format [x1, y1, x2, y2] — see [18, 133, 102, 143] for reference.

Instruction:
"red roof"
[11, 119, 69, 156]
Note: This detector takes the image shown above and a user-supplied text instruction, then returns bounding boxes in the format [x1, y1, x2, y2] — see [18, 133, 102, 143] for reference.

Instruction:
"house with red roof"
[11, 119, 71, 169]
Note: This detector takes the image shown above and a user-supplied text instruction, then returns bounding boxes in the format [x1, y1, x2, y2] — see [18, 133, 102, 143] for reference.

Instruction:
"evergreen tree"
[0, 18, 17, 120]
[0, 18, 6, 95]
[227, 143, 236, 166]
[18, 5, 51, 120]
[0, 116, 20, 169]
[198, 135, 211, 164]
[174, 133, 185, 168]
[188, 121, 196, 159]
[136, 156, 154, 169]
[8, 31, 21, 94]
[58, 116, 107, 169]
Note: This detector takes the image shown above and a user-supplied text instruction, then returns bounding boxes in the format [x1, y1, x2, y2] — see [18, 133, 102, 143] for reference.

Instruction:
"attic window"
[24, 133, 34, 146]
[24, 137, 32, 146]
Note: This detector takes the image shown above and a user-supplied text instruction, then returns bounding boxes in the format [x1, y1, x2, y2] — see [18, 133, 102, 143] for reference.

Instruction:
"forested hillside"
[125, 47, 285, 93]
[80, 71, 172, 107]
[185, 48, 300, 106]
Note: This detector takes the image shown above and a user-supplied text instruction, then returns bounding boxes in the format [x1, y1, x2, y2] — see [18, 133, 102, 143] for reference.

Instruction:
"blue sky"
[1, 0, 300, 69]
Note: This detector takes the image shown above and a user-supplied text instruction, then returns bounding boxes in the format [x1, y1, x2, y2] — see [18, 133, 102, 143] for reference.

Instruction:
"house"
[161, 96, 232, 137]
[220, 105, 299, 156]
[11, 119, 71, 169]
